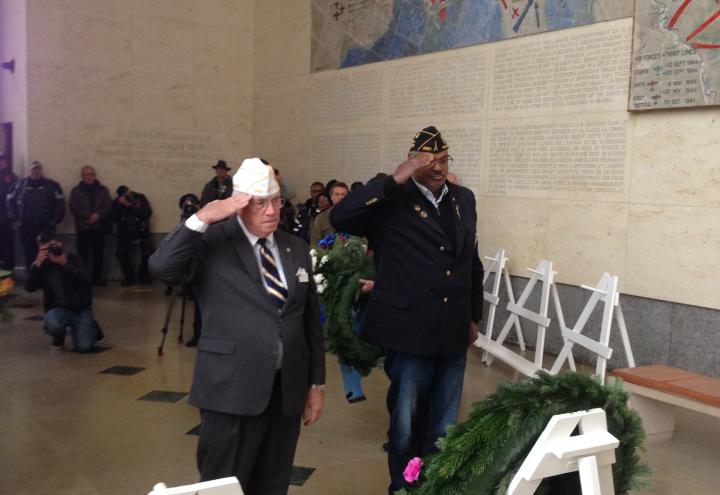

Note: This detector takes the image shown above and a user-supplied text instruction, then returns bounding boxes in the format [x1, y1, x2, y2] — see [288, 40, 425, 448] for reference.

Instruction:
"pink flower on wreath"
[403, 457, 423, 483]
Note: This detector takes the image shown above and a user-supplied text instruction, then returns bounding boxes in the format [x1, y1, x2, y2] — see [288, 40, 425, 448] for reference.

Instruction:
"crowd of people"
[1, 125, 485, 495]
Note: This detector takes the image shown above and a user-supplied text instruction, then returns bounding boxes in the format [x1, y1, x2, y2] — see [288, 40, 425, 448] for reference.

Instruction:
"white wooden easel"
[508, 409, 619, 495]
[148, 477, 243, 495]
[475, 260, 555, 377]
[479, 248, 526, 364]
[549, 273, 636, 384]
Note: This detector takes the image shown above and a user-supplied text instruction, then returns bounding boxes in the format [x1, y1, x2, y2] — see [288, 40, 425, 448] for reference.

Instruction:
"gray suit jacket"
[149, 218, 325, 417]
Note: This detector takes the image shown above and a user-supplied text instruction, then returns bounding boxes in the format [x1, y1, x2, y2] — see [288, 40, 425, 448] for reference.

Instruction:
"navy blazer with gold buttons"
[330, 176, 484, 358]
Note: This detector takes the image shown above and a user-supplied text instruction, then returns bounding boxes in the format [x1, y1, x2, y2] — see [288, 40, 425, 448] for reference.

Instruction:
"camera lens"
[48, 245, 63, 256]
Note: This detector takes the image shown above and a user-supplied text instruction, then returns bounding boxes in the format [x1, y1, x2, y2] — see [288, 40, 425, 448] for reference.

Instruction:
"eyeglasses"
[431, 155, 454, 166]
[250, 197, 285, 211]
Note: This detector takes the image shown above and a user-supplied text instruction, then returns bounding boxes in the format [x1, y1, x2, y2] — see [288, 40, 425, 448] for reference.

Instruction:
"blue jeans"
[384, 350, 467, 493]
[44, 308, 96, 352]
[340, 364, 365, 400]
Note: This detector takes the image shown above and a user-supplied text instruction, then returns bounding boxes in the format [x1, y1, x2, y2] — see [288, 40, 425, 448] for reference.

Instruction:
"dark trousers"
[116, 235, 152, 284]
[0, 220, 14, 270]
[197, 373, 301, 495]
[77, 229, 106, 284]
[20, 223, 52, 269]
[384, 350, 467, 494]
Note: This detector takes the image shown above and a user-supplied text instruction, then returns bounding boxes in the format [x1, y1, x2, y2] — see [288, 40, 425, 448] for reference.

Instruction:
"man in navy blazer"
[331, 126, 484, 493]
[150, 158, 325, 495]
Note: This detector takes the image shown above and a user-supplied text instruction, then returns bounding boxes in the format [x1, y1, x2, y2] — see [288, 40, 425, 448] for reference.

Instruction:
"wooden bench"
[611, 365, 720, 441]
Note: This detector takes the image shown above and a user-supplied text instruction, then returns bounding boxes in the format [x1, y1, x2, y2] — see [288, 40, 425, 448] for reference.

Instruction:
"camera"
[48, 245, 63, 256]
[178, 193, 200, 221]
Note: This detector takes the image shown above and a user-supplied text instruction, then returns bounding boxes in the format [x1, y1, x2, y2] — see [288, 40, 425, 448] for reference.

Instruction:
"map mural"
[630, 0, 720, 110]
[311, 0, 633, 72]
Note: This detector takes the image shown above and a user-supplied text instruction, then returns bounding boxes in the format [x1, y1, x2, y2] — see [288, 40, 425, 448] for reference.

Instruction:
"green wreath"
[313, 234, 382, 376]
[0, 270, 14, 322]
[398, 371, 650, 495]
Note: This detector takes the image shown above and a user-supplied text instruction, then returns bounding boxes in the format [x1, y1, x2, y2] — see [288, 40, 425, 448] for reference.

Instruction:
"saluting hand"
[196, 193, 251, 224]
[391, 152, 434, 185]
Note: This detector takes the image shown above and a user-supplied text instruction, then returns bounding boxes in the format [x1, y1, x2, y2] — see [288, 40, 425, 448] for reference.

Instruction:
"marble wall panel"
[132, 71, 195, 129]
[669, 304, 720, 377]
[132, 16, 195, 75]
[194, 29, 253, 83]
[631, 109, 720, 208]
[253, 75, 311, 133]
[196, 0, 254, 31]
[62, 65, 133, 126]
[479, 195, 549, 276]
[27, 62, 64, 120]
[254, 16, 311, 81]
[254, 0, 308, 31]
[63, 0, 134, 16]
[546, 200, 629, 287]
[252, 129, 312, 196]
[62, 10, 133, 70]
[626, 205, 720, 310]
[134, 0, 195, 22]
[194, 80, 252, 132]
[26, 0, 63, 65]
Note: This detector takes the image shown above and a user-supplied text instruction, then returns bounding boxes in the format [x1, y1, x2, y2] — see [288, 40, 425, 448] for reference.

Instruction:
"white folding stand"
[479, 248, 526, 364]
[475, 260, 555, 377]
[549, 273, 636, 384]
[148, 477, 244, 495]
[508, 409, 619, 495]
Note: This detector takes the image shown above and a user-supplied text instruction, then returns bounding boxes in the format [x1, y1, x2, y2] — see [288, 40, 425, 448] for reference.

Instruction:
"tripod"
[157, 285, 189, 356]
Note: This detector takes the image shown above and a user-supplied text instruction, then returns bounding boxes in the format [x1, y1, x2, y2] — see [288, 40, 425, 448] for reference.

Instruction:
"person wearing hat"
[200, 160, 232, 206]
[149, 157, 325, 495]
[330, 126, 485, 494]
[6, 160, 65, 270]
[0, 151, 17, 270]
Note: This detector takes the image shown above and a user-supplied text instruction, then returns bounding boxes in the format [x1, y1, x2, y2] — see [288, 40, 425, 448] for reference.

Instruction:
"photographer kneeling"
[25, 231, 96, 352]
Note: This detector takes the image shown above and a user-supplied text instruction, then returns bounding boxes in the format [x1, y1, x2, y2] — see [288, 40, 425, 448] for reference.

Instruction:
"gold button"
[443, 297, 448, 303]
[446, 270, 451, 276]
[439, 246, 445, 251]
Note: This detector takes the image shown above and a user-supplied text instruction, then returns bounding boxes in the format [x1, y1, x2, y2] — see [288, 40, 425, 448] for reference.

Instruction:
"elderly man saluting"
[150, 158, 325, 495]
[331, 126, 484, 494]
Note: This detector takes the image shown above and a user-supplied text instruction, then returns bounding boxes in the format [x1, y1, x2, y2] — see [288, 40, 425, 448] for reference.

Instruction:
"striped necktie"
[257, 238, 288, 309]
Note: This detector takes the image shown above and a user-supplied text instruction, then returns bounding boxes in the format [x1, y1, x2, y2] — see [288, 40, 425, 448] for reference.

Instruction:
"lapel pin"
[414, 204, 421, 212]
[420, 211, 428, 219]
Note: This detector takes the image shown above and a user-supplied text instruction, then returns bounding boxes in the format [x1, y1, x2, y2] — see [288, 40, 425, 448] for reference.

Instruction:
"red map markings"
[686, 8, 720, 42]
[691, 42, 720, 48]
[669, 0, 693, 29]
[430, 0, 448, 22]
[499, 0, 508, 9]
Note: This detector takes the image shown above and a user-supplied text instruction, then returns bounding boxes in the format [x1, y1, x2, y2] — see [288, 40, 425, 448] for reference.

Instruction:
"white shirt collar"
[236, 215, 276, 248]
[411, 177, 449, 210]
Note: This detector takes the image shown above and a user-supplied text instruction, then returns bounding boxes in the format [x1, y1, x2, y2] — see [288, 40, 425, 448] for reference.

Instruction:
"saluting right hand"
[196, 193, 251, 224]
[391, 152, 434, 185]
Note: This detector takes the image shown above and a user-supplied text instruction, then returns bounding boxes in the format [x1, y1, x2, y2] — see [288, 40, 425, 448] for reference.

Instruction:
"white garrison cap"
[232, 158, 279, 197]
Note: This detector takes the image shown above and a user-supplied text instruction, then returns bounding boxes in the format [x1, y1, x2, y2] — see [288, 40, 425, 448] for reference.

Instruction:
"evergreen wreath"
[0, 270, 14, 322]
[312, 233, 382, 376]
[398, 371, 650, 495]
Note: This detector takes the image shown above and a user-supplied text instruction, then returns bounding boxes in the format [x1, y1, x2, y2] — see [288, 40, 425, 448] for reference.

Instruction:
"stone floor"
[1, 283, 719, 494]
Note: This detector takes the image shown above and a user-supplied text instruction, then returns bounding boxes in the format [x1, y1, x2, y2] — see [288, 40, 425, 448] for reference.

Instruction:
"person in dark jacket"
[6, 160, 65, 269]
[200, 160, 232, 206]
[330, 126, 484, 494]
[111, 185, 153, 286]
[292, 181, 325, 242]
[25, 231, 96, 352]
[0, 151, 17, 270]
[69, 165, 112, 285]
